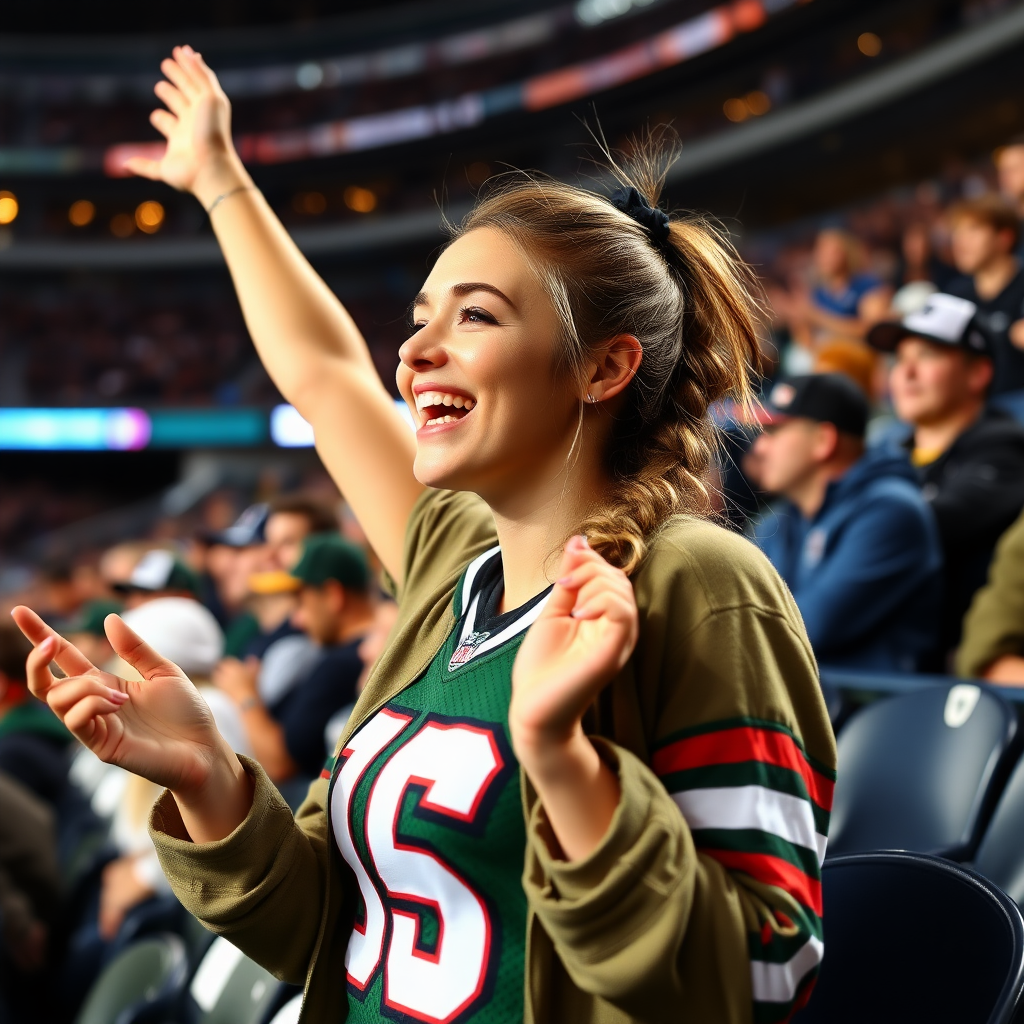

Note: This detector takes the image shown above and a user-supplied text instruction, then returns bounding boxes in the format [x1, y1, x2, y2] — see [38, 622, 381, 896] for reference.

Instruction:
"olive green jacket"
[957, 508, 1024, 678]
[151, 488, 834, 1024]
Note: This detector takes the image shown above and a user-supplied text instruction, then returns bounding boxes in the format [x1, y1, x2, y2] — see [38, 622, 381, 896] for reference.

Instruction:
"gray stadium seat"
[828, 683, 1016, 858]
[75, 933, 187, 1024]
[187, 936, 284, 1024]
[974, 753, 1024, 906]
[795, 852, 1024, 1024]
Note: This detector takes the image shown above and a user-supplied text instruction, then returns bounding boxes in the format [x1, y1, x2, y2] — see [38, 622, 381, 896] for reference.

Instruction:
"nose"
[398, 322, 448, 373]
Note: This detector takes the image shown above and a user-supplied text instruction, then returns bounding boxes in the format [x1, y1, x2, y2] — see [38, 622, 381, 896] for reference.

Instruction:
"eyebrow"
[412, 282, 516, 310]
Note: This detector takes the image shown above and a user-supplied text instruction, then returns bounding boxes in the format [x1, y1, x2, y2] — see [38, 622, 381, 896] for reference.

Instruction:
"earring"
[586, 393, 598, 404]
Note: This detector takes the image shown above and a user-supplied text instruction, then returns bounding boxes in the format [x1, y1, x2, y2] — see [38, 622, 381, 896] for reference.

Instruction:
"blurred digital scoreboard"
[0, 403, 412, 450]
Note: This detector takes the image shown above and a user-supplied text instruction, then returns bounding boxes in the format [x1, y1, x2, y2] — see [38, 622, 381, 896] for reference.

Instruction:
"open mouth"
[414, 390, 476, 428]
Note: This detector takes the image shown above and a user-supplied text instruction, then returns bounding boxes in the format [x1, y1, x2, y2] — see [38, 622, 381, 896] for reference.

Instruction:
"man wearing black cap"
[752, 373, 942, 672]
[868, 293, 1024, 665]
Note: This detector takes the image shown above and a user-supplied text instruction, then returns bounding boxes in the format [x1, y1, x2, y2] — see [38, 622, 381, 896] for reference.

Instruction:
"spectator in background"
[869, 293, 1024, 666]
[775, 228, 892, 351]
[264, 494, 338, 571]
[958, 507, 1024, 683]
[946, 195, 1024, 414]
[895, 221, 956, 294]
[214, 534, 372, 782]
[0, 622, 71, 807]
[213, 495, 338, 714]
[996, 136, 1024, 228]
[753, 373, 942, 671]
[112, 548, 203, 609]
[0, 772, 60, 1018]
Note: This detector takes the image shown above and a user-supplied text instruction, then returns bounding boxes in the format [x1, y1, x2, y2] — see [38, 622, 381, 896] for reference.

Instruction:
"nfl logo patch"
[448, 630, 491, 671]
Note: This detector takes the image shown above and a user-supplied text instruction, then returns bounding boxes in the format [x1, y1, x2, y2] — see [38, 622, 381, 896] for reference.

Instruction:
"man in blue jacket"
[752, 373, 943, 672]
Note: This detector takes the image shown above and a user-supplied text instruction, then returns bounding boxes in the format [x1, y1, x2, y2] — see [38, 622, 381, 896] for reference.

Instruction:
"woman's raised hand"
[510, 536, 638, 751]
[509, 536, 638, 860]
[11, 606, 252, 842]
[124, 45, 243, 203]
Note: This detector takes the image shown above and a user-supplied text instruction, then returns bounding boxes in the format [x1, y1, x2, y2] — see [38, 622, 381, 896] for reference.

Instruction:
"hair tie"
[608, 186, 671, 247]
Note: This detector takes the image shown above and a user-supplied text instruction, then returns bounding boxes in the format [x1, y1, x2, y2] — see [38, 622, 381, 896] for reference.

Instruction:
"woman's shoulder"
[634, 515, 799, 626]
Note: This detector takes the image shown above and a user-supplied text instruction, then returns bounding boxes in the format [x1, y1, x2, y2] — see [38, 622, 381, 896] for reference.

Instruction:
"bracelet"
[206, 184, 256, 215]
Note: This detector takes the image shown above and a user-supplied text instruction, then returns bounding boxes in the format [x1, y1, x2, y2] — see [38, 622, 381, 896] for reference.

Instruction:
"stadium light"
[0, 191, 18, 225]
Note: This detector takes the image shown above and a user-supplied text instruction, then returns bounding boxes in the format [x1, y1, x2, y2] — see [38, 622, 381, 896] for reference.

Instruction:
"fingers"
[47, 674, 127, 721]
[150, 108, 177, 139]
[25, 637, 58, 702]
[12, 606, 96, 678]
[160, 54, 199, 98]
[105, 615, 178, 679]
[154, 79, 187, 116]
[123, 156, 163, 181]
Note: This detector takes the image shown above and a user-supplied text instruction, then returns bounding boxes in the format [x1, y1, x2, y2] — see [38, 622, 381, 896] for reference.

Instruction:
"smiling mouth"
[414, 390, 477, 428]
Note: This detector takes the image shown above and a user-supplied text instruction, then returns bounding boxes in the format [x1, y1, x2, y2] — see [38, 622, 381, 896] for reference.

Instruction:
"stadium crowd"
[4, 117, 1024, 1024]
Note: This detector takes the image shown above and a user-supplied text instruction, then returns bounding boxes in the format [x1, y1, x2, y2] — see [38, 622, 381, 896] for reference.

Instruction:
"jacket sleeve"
[926, 435, 1024, 549]
[524, 594, 834, 1024]
[149, 757, 332, 986]
[792, 494, 938, 656]
[957, 511, 1024, 677]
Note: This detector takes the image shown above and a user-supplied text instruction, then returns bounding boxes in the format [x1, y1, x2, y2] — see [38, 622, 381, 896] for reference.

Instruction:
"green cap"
[69, 599, 124, 637]
[290, 534, 370, 592]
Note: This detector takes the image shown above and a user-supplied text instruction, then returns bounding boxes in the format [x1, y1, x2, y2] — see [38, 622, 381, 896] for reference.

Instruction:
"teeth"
[415, 391, 476, 417]
[424, 414, 460, 425]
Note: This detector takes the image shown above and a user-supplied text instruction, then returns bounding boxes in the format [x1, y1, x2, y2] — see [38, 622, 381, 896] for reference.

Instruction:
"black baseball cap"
[867, 293, 989, 355]
[758, 374, 869, 438]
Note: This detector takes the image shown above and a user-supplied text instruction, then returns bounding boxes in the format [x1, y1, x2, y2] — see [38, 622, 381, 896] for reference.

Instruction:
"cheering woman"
[14, 47, 834, 1024]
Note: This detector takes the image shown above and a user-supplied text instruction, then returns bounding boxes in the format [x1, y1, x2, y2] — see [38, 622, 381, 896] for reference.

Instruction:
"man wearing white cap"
[869, 293, 1024, 666]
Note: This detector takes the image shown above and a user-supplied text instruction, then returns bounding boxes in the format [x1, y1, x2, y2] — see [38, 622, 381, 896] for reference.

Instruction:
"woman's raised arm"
[126, 45, 422, 581]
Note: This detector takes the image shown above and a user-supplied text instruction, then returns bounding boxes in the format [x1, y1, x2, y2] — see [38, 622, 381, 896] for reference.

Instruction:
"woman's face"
[396, 227, 581, 502]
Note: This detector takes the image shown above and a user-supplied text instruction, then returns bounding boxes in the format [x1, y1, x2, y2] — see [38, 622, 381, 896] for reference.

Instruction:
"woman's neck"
[486, 461, 608, 613]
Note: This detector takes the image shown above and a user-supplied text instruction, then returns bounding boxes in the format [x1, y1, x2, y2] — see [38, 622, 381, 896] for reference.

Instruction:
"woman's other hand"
[124, 45, 246, 206]
[11, 606, 252, 842]
[509, 537, 638, 860]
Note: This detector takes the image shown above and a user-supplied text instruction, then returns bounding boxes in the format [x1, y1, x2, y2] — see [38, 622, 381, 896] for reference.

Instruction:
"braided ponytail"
[456, 134, 762, 573]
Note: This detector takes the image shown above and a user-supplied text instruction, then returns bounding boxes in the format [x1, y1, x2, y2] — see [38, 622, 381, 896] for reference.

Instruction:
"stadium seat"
[795, 852, 1024, 1024]
[827, 683, 1016, 858]
[973, 752, 1024, 906]
[74, 933, 188, 1024]
[182, 936, 285, 1024]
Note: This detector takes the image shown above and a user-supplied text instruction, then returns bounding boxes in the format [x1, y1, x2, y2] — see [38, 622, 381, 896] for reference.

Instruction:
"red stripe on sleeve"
[701, 847, 823, 916]
[653, 726, 834, 810]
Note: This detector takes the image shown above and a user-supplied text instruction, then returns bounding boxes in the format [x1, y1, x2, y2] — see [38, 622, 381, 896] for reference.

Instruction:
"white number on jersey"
[331, 715, 506, 1023]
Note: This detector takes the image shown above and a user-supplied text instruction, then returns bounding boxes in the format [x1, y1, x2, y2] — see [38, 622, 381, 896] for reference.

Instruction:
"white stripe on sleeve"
[672, 785, 828, 865]
[750, 936, 824, 1004]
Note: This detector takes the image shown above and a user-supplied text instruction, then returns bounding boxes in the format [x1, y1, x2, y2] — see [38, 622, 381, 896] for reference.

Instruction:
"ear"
[968, 355, 994, 396]
[812, 421, 840, 462]
[326, 580, 346, 615]
[585, 334, 643, 404]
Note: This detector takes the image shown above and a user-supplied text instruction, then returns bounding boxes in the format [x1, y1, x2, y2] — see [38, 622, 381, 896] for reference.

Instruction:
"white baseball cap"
[868, 292, 989, 355]
[121, 597, 224, 679]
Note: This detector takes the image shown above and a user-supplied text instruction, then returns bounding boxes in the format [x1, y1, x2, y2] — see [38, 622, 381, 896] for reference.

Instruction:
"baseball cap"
[289, 534, 370, 592]
[113, 549, 201, 596]
[121, 597, 224, 679]
[759, 374, 869, 438]
[206, 503, 269, 549]
[867, 293, 989, 355]
[67, 599, 123, 637]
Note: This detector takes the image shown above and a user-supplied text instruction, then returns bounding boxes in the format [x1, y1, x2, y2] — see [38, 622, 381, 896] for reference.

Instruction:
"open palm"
[124, 46, 235, 196]
[510, 537, 638, 746]
[12, 606, 228, 796]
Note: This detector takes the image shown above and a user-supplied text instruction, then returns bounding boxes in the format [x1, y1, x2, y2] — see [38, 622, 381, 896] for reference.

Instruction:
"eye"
[458, 305, 498, 325]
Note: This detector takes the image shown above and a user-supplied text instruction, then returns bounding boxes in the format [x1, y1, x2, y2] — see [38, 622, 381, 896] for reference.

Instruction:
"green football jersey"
[329, 546, 551, 1024]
